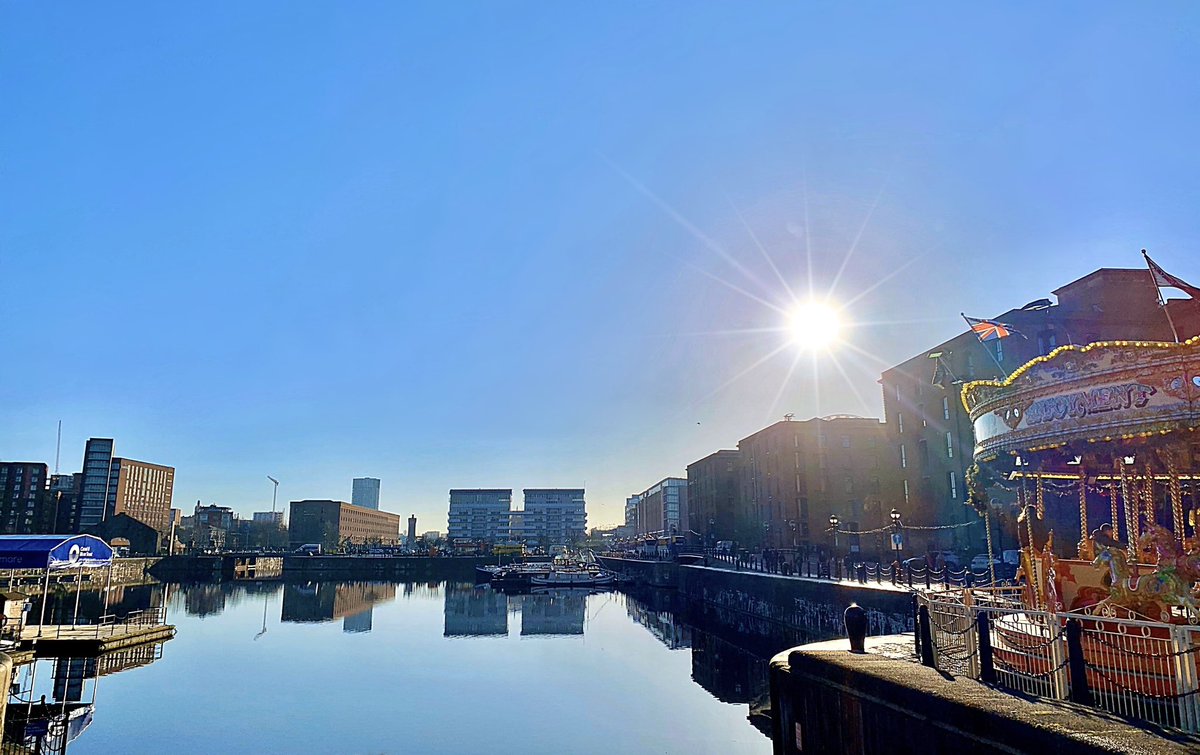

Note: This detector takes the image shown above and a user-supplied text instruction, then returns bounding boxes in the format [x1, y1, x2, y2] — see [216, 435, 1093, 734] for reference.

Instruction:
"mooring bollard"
[845, 602, 867, 653]
[918, 604, 936, 668]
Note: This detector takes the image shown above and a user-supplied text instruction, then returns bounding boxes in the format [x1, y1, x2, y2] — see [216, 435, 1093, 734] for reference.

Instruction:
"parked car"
[970, 554, 1001, 571]
[1001, 549, 1021, 566]
[923, 551, 962, 570]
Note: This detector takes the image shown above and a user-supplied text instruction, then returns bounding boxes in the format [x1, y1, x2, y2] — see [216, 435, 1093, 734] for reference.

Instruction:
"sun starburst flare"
[786, 300, 844, 352]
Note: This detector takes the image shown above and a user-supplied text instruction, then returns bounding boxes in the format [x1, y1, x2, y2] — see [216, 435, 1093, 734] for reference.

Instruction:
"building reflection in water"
[6, 644, 167, 753]
[175, 580, 281, 619]
[443, 583, 508, 636]
[280, 582, 397, 633]
[443, 584, 589, 638]
[624, 590, 691, 649]
[513, 589, 586, 636]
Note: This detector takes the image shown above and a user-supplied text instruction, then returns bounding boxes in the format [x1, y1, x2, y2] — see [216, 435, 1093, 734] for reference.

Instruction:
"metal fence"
[915, 590, 1200, 732]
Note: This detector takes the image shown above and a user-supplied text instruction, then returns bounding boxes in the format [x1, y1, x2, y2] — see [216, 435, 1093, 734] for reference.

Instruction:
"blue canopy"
[0, 535, 114, 570]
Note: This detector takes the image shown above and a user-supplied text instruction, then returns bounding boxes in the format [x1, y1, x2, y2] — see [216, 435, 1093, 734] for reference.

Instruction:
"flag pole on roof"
[1141, 248, 1191, 343]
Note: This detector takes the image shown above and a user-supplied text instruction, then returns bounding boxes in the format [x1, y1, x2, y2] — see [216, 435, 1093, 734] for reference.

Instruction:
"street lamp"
[889, 508, 903, 562]
[828, 514, 839, 548]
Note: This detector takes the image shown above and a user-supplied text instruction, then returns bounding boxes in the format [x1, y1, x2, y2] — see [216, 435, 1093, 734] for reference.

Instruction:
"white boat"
[529, 569, 615, 587]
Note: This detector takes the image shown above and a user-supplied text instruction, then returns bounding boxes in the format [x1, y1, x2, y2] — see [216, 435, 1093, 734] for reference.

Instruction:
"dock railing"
[916, 589, 1200, 732]
[31, 606, 167, 640]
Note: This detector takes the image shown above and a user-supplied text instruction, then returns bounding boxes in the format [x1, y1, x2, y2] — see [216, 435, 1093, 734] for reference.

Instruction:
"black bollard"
[844, 602, 867, 653]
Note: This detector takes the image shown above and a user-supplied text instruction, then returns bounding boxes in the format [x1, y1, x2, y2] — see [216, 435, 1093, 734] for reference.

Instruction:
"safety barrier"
[915, 590, 1200, 731]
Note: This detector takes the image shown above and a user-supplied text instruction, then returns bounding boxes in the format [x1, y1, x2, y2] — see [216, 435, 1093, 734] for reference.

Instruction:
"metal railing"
[915, 590, 1200, 731]
[31, 606, 167, 640]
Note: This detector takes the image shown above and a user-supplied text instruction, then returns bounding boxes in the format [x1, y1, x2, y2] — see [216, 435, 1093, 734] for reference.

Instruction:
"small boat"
[529, 569, 615, 587]
[474, 565, 503, 581]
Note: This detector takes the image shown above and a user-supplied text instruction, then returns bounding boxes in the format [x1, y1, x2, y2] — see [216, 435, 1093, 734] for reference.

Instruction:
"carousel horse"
[1140, 524, 1200, 588]
[1092, 542, 1198, 622]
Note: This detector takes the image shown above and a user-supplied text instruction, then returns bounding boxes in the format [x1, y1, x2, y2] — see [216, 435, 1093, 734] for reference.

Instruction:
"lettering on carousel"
[1024, 382, 1157, 426]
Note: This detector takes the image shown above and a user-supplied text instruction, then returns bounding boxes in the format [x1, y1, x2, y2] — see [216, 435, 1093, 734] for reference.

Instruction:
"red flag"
[1143, 250, 1200, 299]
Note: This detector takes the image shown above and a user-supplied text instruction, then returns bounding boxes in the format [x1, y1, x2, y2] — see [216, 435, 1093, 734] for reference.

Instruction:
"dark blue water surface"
[14, 581, 797, 754]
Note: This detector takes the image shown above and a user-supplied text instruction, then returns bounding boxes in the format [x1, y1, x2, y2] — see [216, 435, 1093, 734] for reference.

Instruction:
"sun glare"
[787, 301, 843, 351]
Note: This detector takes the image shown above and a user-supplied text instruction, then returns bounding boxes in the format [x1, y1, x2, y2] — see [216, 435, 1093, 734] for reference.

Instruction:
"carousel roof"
[961, 335, 1200, 461]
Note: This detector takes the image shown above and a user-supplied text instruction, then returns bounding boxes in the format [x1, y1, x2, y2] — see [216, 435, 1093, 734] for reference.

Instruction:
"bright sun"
[787, 301, 843, 351]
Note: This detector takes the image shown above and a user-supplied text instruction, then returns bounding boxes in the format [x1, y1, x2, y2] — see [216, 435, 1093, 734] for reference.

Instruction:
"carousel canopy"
[962, 336, 1200, 462]
[0, 535, 114, 571]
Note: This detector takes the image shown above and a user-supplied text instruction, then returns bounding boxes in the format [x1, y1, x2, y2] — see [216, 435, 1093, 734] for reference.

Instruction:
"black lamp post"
[828, 514, 839, 549]
[890, 508, 903, 562]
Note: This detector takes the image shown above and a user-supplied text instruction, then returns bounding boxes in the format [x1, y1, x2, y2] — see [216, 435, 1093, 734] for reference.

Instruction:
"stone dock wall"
[3, 557, 160, 596]
[770, 643, 1200, 754]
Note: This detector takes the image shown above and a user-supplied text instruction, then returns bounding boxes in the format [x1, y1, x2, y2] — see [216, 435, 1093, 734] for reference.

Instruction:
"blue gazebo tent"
[0, 535, 116, 635]
[0, 535, 114, 571]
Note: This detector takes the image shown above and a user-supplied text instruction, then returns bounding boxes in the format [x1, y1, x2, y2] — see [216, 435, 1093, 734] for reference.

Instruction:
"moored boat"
[530, 569, 615, 587]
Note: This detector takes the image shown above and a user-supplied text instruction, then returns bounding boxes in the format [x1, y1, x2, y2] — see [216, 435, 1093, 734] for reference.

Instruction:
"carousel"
[962, 334, 1200, 626]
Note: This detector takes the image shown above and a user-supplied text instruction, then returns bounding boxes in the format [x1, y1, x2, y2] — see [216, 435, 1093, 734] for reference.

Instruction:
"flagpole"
[1142, 249, 1181, 343]
[962, 313, 1009, 379]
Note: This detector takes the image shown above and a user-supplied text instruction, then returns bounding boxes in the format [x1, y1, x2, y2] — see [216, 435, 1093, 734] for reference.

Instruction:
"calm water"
[9, 580, 813, 754]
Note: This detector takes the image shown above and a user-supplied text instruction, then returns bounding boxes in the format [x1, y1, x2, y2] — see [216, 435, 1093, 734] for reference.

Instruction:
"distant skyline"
[4, 4, 1200, 530]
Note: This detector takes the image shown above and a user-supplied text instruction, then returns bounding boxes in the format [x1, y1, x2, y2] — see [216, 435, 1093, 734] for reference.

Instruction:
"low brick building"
[288, 500, 401, 550]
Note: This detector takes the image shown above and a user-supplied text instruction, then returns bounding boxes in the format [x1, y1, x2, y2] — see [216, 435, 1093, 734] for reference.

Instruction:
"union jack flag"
[963, 315, 1022, 342]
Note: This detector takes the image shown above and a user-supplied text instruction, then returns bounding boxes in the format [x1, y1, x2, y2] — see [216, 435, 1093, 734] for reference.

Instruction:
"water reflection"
[280, 582, 397, 634]
[442, 584, 589, 637]
[513, 588, 586, 636]
[10, 579, 905, 753]
[8, 644, 168, 753]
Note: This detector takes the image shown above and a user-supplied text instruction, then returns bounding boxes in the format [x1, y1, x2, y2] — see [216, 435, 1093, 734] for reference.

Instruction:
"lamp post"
[708, 517, 715, 549]
[889, 507, 903, 564]
[828, 514, 840, 580]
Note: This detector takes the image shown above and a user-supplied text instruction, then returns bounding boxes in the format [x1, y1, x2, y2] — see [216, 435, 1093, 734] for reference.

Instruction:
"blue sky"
[3, 3, 1200, 529]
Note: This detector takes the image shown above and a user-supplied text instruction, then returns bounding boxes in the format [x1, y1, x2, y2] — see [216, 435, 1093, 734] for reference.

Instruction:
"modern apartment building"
[0, 462, 53, 535]
[447, 489, 512, 542]
[687, 450, 739, 545]
[288, 500, 401, 549]
[879, 268, 1200, 552]
[513, 489, 586, 546]
[632, 478, 688, 537]
[75, 438, 174, 533]
[624, 495, 641, 533]
[735, 416, 888, 550]
[50, 473, 81, 534]
[77, 438, 116, 530]
[351, 477, 380, 510]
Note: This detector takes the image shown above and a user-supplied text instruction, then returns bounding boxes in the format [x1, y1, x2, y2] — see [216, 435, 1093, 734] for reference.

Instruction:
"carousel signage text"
[1024, 382, 1157, 427]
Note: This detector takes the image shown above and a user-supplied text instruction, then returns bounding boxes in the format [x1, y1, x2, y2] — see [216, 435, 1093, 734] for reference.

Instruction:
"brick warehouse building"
[288, 500, 401, 550]
[732, 416, 889, 551]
